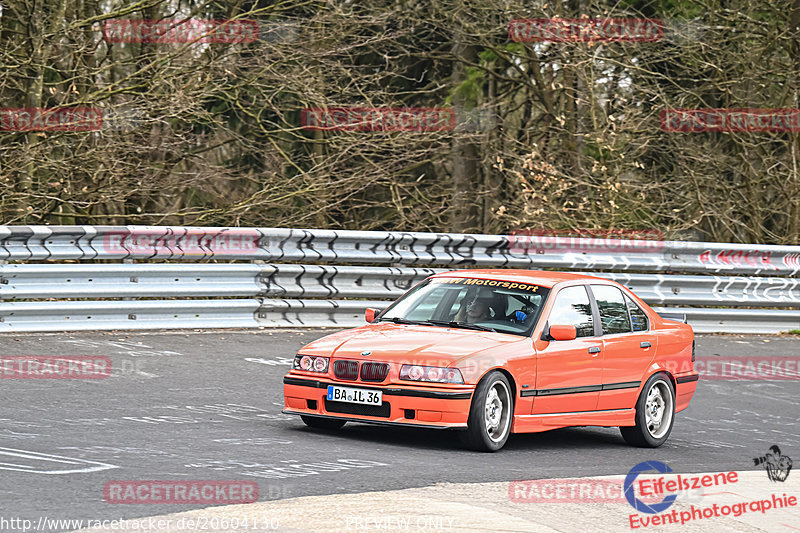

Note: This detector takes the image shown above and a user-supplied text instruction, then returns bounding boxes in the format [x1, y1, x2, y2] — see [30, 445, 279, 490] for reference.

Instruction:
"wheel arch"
[475, 366, 517, 405]
[643, 365, 677, 394]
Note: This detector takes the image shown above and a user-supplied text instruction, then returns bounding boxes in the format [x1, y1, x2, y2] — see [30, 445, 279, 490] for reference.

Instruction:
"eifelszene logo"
[624, 461, 677, 514]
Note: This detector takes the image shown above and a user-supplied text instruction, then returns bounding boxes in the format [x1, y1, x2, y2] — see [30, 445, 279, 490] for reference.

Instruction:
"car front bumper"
[283, 375, 473, 429]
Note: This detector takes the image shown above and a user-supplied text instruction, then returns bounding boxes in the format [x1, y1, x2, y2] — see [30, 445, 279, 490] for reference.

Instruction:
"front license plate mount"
[326, 385, 382, 406]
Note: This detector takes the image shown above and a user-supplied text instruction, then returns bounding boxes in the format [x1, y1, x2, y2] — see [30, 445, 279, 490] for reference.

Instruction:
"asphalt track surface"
[0, 329, 798, 531]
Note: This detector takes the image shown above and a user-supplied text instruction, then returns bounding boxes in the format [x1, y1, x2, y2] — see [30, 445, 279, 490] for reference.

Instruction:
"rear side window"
[591, 285, 632, 335]
[548, 286, 594, 337]
[625, 294, 649, 332]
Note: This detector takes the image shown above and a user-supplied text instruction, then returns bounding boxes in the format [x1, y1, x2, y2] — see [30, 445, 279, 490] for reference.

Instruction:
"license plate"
[327, 385, 382, 406]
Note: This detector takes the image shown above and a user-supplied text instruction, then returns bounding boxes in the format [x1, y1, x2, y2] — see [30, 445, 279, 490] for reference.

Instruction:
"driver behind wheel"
[455, 296, 492, 323]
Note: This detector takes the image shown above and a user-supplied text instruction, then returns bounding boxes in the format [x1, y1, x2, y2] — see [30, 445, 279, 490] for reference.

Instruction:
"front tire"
[620, 373, 675, 447]
[301, 415, 346, 430]
[459, 371, 514, 452]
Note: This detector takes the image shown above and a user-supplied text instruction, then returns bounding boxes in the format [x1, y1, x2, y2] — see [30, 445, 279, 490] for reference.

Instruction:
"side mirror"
[549, 324, 577, 341]
[365, 308, 381, 323]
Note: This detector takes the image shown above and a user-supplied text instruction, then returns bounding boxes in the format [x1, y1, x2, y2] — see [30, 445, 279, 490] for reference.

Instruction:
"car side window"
[625, 294, 649, 332]
[591, 285, 632, 335]
[548, 286, 594, 337]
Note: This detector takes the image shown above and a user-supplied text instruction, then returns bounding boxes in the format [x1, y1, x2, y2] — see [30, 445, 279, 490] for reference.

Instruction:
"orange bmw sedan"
[283, 270, 698, 452]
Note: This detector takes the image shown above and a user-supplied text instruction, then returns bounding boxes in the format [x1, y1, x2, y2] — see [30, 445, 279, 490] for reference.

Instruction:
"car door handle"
[640, 341, 652, 348]
[588, 347, 601, 354]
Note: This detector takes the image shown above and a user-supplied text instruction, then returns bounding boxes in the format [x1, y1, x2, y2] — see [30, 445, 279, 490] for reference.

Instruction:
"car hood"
[297, 323, 525, 366]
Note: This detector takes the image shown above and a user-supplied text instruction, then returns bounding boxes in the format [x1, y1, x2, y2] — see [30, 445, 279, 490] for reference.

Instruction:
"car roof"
[430, 269, 605, 288]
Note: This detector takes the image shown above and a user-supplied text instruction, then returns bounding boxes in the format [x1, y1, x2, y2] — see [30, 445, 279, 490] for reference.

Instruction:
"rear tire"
[301, 415, 346, 430]
[620, 373, 675, 447]
[459, 371, 514, 452]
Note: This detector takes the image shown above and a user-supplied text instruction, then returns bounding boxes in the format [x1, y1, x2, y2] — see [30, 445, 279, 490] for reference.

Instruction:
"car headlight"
[399, 364, 464, 384]
[293, 354, 329, 373]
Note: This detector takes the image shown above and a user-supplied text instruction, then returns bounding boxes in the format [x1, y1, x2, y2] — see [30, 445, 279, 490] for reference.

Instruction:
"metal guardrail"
[588, 272, 800, 307]
[0, 299, 261, 332]
[0, 226, 799, 334]
[0, 264, 262, 299]
[254, 300, 800, 334]
[254, 303, 800, 334]
[264, 266, 800, 307]
[1, 296, 797, 334]
[3, 264, 800, 307]
[1, 225, 799, 275]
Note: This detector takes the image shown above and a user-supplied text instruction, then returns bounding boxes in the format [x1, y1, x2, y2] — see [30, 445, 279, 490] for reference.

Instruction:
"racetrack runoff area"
[70, 470, 798, 532]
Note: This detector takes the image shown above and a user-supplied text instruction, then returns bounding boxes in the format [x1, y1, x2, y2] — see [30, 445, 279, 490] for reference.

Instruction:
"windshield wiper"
[379, 317, 422, 325]
[426, 320, 497, 333]
[379, 317, 497, 333]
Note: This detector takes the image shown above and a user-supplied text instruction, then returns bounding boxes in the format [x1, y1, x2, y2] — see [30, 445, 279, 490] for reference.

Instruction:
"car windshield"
[378, 277, 550, 336]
